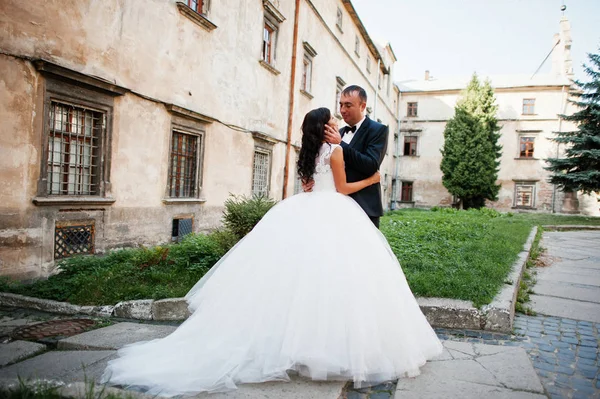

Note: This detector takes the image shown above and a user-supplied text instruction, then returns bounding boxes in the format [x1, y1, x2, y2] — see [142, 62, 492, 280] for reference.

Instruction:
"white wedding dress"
[102, 143, 443, 396]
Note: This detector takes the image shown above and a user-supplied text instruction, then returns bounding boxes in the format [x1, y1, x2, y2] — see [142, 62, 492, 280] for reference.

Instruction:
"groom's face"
[339, 92, 366, 127]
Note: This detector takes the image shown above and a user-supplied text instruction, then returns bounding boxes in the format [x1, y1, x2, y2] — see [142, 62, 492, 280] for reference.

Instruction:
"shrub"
[222, 194, 277, 239]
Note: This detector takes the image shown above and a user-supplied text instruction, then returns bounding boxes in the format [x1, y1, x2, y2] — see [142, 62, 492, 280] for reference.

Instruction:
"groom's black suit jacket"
[340, 116, 389, 217]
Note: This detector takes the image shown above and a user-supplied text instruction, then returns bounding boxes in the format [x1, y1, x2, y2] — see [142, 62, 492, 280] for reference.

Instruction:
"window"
[522, 98, 535, 115]
[301, 42, 317, 95]
[404, 136, 418, 156]
[261, 1, 285, 70]
[354, 35, 360, 56]
[407, 102, 418, 117]
[46, 102, 104, 196]
[366, 57, 371, 74]
[54, 221, 94, 259]
[252, 149, 271, 196]
[34, 61, 124, 204]
[514, 182, 536, 208]
[335, 76, 346, 117]
[168, 131, 201, 198]
[187, 0, 208, 14]
[378, 70, 383, 89]
[262, 23, 275, 64]
[401, 182, 413, 202]
[172, 218, 193, 242]
[519, 136, 535, 158]
[336, 7, 343, 31]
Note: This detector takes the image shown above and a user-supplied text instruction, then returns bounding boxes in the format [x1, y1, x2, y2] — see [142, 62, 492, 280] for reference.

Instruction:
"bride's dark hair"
[297, 107, 331, 183]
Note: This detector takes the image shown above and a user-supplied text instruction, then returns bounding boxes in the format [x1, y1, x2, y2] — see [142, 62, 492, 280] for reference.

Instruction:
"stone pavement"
[530, 230, 600, 323]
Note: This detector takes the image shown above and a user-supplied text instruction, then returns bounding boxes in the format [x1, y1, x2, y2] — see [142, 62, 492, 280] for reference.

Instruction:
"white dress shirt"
[341, 116, 366, 144]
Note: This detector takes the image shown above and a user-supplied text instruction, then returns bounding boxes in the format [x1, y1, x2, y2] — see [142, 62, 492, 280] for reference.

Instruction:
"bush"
[222, 194, 277, 239]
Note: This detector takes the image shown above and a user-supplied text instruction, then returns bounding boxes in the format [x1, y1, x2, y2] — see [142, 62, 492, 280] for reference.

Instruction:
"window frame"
[301, 42, 317, 96]
[522, 98, 536, 115]
[251, 132, 276, 197]
[335, 76, 346, 119]
[187, 0, 208, 15]
[37, 78, 115, 202]
[514, 181, 536, 208]
[336, 7, 343, 32]
[401, 181, 414, 202]
[407, 102, 418, 117]
[519, 136, 535, 158]
[403, 136, 418, 156]
[167, 129, 203, 199]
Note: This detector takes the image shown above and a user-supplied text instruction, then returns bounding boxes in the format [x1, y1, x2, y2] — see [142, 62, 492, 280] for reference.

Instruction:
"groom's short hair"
[341, 85, 367, 104]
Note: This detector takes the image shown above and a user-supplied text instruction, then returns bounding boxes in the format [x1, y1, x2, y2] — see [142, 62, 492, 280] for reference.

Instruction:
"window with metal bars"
[514, 183, 536, 208]
[168, 131, 200, 198]
[54, 222, 95, 259]
[252, 149, 270, 197]
[46, 101, 104, 196]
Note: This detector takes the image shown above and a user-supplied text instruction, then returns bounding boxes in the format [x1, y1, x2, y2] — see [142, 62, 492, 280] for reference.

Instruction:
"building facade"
[392, 17, 598, 215]
[0, 0, 398, 279]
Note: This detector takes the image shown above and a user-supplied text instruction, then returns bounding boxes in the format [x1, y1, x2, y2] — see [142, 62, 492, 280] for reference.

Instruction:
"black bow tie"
[342, 125, 357, 134]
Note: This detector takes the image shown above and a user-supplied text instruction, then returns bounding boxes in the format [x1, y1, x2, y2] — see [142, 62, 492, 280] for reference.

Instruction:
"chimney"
[424, 70, 430, 80]
[551, 17, 574, 79]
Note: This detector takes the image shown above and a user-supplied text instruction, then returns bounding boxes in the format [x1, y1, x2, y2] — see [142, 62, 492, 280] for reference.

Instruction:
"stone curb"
[0, 225, 542, 331]
[482, 226, 538, 332]
[543, 224, 600, 231]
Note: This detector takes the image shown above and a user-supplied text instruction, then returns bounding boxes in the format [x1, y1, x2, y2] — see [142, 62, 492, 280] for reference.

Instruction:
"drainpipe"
[373, 58, 381, 120]
[551, 84, 568, 213]
[393, 96, 401, 210]
[282, 0, 301, 199]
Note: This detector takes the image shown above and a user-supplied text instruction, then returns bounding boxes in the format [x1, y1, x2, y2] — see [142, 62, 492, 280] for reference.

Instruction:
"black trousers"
[369, 216, 380, 229]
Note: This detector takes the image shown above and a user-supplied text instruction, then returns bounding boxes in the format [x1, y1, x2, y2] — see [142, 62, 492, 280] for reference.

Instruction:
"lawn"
[381, 208, 599, 307]
[1, 208, 597, 308]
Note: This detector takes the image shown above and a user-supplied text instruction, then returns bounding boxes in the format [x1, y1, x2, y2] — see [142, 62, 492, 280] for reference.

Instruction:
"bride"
[102, 107, 443, 396]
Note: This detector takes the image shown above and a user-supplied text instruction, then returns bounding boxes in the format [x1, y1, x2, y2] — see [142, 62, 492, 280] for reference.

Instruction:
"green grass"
[381, 208, 598, 307]
[0, 230, 237, 306]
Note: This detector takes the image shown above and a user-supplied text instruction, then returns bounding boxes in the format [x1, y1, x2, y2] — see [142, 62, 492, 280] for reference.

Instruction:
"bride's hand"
[369, 171, 381, 185]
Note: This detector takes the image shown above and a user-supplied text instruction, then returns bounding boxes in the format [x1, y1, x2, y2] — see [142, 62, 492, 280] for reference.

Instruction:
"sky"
[351, 0, 600, 82]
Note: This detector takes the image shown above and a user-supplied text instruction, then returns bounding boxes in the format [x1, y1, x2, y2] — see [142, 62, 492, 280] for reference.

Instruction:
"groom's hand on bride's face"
[302, 179, 315, 193]
[324, 124, 342, 145]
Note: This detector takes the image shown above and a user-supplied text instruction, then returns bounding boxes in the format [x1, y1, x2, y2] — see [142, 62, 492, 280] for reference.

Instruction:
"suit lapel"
[349, 117, 370, 149]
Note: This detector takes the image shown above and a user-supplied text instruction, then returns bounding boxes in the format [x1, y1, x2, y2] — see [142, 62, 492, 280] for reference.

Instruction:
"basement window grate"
[54, 223, 95, 259]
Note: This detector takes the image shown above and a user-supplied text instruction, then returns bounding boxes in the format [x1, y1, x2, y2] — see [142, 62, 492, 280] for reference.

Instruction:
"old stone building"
[393, 17, 598, 215]
[0, 0, 399, 279]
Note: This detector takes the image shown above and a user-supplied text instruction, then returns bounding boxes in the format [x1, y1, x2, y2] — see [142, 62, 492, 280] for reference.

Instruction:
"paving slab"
[530, 231, 600, 323]
[533, 279, 600, 303]
[394, 341, 544, 399]
[191, 376, 346, 399]
[530, 294, 600, 323]
[57, 322, 176, 350]
[0, 340, 46, 367]
[0, 350, 115, 381]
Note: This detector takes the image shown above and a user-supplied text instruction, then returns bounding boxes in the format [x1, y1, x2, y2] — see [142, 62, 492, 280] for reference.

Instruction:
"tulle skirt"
[102, 191, 443, 396]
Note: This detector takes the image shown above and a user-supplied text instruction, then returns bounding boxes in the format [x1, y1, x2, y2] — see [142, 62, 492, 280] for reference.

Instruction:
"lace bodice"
[313, 143, 339, 192]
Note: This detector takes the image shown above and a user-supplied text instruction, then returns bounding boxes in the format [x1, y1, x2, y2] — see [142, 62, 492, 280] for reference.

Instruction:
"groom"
[305, 85, 388, 228]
